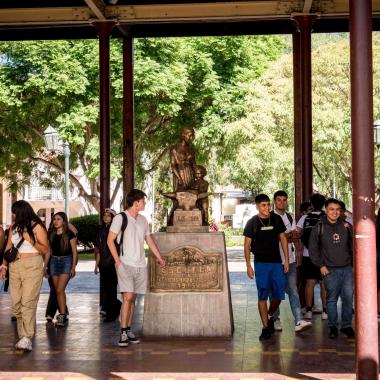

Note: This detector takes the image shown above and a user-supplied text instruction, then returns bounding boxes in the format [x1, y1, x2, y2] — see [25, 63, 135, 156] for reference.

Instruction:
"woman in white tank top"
[0, 200, 49, 352]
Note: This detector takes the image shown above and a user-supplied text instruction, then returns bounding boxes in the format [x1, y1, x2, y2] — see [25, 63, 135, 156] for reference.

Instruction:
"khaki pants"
[9, 255, 44, 339]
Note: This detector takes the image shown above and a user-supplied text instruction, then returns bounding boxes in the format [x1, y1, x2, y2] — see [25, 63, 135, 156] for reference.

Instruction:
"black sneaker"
[55, 314, 67, 327]
[127, 330, 140, 344]
[259, 327, 272, 341]
[46, 315, 54, 323]
[340, 327, 355, 338]
[268, 317, 275, 334]
[328, 326, 338, 339]
[118, 331, 129, 347]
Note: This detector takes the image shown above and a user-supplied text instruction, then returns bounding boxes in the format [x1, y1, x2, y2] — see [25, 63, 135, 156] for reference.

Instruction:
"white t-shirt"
[297, 211, 323, 257]
[110, 210, 149, 267]
[274, 210, 296, 264]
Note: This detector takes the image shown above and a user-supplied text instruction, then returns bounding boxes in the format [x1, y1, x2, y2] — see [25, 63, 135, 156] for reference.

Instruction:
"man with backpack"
[271, 191, 312, 333]
[244, 193, 289, 341]
[297, 193, 327, 320]
[308, 198, 354, 338]
[107, 189, 165, 347]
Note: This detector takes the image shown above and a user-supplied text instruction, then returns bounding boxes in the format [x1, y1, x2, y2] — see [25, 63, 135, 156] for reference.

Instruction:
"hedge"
[70, 214, 99, 248]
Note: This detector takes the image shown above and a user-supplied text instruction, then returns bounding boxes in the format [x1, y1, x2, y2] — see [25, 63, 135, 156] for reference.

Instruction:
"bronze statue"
[166, 128, 210, 228]
[191, 165, 209, 226]
[170, 127, 196, 192]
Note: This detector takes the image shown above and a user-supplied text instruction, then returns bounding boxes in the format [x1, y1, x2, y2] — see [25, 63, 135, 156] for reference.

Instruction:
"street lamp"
[374, 120, 380, 147]
[43, 125, 71, 219]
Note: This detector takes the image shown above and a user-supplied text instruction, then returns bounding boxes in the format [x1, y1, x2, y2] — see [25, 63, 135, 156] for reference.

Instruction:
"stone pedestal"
[143, 232, 234, 338]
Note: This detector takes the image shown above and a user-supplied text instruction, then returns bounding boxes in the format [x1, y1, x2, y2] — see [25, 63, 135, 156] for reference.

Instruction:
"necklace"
[258, 215, 271, 227]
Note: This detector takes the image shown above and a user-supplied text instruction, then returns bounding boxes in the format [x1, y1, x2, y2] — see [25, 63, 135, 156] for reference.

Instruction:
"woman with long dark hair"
[0, 200, 49, 351]
[48, 212, 78, 327]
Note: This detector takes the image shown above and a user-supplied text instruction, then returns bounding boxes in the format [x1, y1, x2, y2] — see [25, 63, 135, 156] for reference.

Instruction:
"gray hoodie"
[309, 216, 352, 268]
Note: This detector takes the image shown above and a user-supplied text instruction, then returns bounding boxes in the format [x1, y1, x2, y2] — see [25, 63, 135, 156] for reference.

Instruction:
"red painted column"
[94, 22, 116, 213]
[123, 37, 135, 207]
[293, 30, 303, 219]
[293, 16, 316, 203]
[349, 1, 379, 378]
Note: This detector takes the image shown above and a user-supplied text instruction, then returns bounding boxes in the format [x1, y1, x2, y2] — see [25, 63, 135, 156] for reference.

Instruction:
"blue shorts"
[254, 262, 286, 301]
[50, 255, 73, 276]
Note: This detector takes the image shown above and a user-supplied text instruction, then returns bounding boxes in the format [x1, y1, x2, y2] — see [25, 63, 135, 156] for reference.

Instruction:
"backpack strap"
[285, 212, 293, 226]
[118, 212, 128, 256]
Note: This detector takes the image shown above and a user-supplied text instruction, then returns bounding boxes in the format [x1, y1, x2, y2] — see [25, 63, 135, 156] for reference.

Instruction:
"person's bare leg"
[52, 274, 70, 314]
[268, 300, 281, 316]
[258, 300, 269, 327]
[305, 279, 316, 308]
[120, 292, 136, 329]
[127, 301, 135, 326]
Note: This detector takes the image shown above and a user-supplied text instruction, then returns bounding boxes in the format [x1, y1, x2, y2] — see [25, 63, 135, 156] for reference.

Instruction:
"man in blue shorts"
[244, 193, 289, 341]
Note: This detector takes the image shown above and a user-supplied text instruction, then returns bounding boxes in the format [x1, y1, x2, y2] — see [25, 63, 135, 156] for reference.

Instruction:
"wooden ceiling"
[0, 1, 379, 39]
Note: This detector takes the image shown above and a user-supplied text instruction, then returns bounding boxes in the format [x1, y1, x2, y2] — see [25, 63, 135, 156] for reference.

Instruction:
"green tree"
[0, 36, 286, 215]
[221, 33, 380, 209]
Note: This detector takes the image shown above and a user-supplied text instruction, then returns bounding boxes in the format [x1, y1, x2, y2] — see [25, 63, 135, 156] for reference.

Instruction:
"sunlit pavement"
[0, 248, 372, 380]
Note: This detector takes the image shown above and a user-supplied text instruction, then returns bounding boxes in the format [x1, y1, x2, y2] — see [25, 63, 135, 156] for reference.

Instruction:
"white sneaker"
[321, 311, 328, 320]
[15, 337, 32, 351]
[118, 331, 129, 347]
[274, 319, 283, 331]
[312, 306, 322, 314]
[295, 320, 312, 332]
[304, 311, 312, 319]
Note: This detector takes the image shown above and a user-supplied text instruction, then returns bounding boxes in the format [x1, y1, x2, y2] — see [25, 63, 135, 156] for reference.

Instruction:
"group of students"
[0, 189, 369, 350]
[244, 191, 356, 341]
[0, 200, 77, 352]
[0, 189, 166, 351]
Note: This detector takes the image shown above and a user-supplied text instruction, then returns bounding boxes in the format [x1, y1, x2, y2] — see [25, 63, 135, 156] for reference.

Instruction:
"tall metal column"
[122, 37, 135, 208]
[349, 1, 379, 378]
[293, 16, 316, 203]
[293, 29, 303, 219]
[94, 21, 116, 213]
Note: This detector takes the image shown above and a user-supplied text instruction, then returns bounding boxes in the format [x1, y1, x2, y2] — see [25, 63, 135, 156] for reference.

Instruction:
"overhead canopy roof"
[1, 0, 380, 39]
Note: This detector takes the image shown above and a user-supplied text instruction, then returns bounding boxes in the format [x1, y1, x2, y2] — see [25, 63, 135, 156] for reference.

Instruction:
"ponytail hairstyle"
[12, 200, 46, 243]
[48, 212, 70, 253]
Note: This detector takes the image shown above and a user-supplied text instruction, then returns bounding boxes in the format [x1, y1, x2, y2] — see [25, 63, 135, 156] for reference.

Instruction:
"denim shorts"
[50, 255, 73, 276]
[254, 262, 286, 301]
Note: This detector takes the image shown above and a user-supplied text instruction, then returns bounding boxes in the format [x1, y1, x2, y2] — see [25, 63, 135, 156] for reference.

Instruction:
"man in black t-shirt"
[243, 193, 289, 341]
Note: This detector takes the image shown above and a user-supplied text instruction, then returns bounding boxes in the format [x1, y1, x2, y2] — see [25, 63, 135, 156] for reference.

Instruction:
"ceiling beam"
[84, 0, 106, 20]
[0, 2, 380, 26]
[303, 0, 313, 13]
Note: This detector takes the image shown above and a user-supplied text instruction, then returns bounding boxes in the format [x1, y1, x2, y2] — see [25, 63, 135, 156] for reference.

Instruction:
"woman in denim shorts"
[48, 212, 77, 327]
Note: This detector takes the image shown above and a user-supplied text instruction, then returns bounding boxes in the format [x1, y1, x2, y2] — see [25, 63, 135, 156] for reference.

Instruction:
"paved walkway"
[0, 248, 373, 380]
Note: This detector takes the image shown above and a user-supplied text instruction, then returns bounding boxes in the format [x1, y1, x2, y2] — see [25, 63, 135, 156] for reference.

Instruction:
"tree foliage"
[221, 33, 380, 209]
[0, 36, 286, 213]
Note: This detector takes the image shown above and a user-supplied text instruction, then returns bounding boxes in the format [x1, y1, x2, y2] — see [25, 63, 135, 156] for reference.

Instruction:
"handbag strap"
[15, 237, 25, 249]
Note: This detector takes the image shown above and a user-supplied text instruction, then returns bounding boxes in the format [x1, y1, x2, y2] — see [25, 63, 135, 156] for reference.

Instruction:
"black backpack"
[115, 212, 128, 256]
[301, 211, 324, 248]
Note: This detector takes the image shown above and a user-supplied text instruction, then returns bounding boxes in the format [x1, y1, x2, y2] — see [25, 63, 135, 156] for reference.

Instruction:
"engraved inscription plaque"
[150, 246, 223, 292]
[173, 210, 202, 226]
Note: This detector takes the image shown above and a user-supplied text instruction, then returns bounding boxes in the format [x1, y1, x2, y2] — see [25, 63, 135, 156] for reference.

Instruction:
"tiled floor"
[0, 249, 374, 380]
